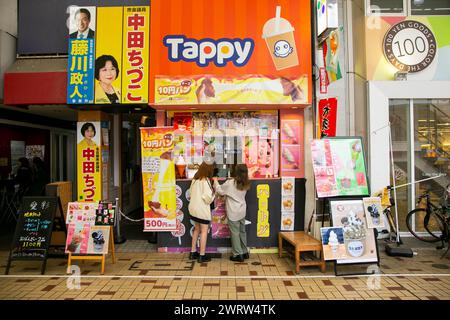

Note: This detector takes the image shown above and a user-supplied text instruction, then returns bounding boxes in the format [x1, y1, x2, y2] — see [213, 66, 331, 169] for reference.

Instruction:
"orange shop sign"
[149, 0, 312, 105]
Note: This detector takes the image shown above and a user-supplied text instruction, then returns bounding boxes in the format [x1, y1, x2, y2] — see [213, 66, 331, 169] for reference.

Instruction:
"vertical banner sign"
[318, 98, 338, 138]
[67, 6, 96, 104]
[319, 67, 328, 94]
[77, 122, 102, 202]
[256, 184, 270, 237]
[122, 6, 149, 103]
[281, 177, 295, 231]
[95, 7, 123, 104]
[140, 127, 177, 232]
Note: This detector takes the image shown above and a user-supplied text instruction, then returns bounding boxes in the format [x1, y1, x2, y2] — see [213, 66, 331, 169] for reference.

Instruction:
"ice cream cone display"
[281, 122, 298, 144]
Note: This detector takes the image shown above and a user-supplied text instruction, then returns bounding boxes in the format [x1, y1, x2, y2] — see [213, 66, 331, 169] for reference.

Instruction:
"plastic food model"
[282, 122, 297, 144]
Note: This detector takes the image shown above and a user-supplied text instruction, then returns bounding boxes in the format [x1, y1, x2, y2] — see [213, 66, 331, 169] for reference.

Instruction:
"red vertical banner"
[318, 98, 338, 138]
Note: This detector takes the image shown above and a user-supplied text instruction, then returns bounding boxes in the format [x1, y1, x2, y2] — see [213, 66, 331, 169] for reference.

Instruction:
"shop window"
[367, 0, 407, 15]
[410, 0, 450, 15]
[170, 111, 279, 180]
[389, 99, 450, 233]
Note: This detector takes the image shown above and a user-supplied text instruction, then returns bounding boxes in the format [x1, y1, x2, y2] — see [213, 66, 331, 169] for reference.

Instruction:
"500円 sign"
[383, 20, 436, 73]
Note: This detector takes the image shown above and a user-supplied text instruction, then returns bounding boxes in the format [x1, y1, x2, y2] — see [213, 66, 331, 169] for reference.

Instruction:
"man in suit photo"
[69, 8, 95, 39]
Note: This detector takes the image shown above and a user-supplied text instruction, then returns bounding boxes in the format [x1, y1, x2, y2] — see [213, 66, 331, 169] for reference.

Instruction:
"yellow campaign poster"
[122, 6, 149, 103]
[140, 127, 177, 231]
[77, 122, 102, 202]
[94, 7, 123, 104]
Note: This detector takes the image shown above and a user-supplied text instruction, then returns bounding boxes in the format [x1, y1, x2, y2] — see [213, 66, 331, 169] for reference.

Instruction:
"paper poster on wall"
[140, 127, 177, 231]
[25, 145, 45, 161]
[330, 200, 378, 264]
[281, 177, 295, 231]
[363, 197, 385, 229]
[281, 212, 295, 231]
[10, 141, 25, 175]
[77, 122, 102, 202]
[311, 137, 369, 198]
[281, 177, 295, 196]
[67, 6, 96, 104]
[281, 145, 301, 171]
[320, 227, 347, 260]
[121, 6, 149, 103]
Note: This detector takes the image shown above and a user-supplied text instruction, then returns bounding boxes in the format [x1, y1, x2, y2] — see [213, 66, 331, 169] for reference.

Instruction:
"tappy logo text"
[164, 35, 255, 67]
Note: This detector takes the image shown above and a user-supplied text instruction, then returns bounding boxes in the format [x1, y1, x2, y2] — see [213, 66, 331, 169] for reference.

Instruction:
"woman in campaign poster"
[94, 55, 121, 104]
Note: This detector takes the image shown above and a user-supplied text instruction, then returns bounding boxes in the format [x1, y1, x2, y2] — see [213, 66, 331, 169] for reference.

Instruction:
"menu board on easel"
[311, 137, 369, 198]
[5, 197, 58, 274]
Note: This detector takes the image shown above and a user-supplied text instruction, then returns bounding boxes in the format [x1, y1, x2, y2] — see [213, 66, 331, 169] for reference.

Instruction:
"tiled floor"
[0, 241, 449, 300]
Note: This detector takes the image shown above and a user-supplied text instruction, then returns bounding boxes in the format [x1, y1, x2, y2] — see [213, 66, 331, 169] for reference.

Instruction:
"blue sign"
[67, 38, 95, 104]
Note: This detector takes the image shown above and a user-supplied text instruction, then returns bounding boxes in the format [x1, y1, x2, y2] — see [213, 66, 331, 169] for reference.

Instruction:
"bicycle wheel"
[406, 209, 445, 243]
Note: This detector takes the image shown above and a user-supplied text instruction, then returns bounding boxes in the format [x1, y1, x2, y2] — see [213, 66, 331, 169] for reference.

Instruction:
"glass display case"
[170, 111, 279, 179]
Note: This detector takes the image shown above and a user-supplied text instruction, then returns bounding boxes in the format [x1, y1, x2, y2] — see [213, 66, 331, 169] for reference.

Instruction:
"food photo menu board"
[311, 137, 369, 198]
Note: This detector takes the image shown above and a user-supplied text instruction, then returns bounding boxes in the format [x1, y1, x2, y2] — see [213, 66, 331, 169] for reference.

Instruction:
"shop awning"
[4, 58, 67, 105]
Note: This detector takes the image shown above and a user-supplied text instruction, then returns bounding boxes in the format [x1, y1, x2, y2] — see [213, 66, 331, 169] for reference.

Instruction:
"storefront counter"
[157, 178, 306, 251]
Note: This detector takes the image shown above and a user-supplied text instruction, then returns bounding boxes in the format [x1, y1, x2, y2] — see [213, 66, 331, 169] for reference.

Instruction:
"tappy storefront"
[16, 0, 313, 252]
[147, 0, 312, 251]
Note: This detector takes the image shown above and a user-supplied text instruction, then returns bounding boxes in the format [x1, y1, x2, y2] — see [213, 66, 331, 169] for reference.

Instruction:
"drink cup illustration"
[262, 6, 299, 70]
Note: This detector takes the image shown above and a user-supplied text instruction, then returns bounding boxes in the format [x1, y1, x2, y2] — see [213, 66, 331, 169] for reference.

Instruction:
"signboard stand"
[321, 197, 380, 277]
[312, 137, 380, 276]
[66, 226, 115, 275]
[5, 196, 60, 275]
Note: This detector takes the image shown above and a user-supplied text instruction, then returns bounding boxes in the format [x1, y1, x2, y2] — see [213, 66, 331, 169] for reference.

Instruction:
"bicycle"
[374, 185, 402, 245]
[405, 186, 450, 257]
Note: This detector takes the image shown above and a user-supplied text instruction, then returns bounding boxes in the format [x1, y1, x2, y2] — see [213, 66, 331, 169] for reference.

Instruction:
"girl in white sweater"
[188, 162, 215, 263]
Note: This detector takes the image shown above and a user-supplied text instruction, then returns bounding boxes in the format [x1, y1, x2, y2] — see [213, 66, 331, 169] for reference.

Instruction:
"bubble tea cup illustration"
[262, 6, 299, 70]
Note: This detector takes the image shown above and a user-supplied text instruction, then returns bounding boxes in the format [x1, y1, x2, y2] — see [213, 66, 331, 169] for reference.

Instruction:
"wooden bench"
[278, 231, 326, 273]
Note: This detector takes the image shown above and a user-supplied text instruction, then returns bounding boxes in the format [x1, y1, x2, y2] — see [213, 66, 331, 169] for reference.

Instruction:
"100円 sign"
[383, 20, 436, 73]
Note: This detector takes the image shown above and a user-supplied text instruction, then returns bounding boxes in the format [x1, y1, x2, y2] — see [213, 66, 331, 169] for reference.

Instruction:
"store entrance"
[119, 112, 156, 241]
[389, 99, 449, 234]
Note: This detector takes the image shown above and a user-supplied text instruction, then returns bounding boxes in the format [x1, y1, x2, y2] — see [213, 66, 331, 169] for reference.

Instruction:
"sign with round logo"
[383, 20, 436, 73]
